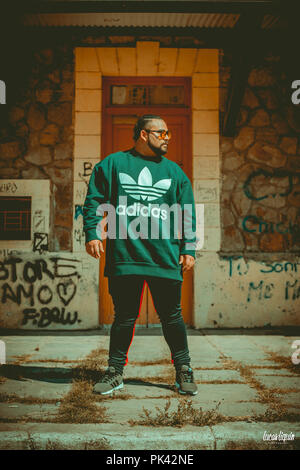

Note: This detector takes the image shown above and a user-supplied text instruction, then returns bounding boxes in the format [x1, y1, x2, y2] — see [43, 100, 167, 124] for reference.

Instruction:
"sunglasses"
[144, 129, 172, 140]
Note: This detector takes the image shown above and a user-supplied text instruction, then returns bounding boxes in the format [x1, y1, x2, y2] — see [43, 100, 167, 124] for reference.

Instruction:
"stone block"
[193, 111, 219, 133]
[193, 133, 219, 156]
[74, 135, 101, 159]
[76, 72, 102, 89]
[27, 105, 46, 131]
[174, 48, 197, 76]
[75, 112, 101, 135]
[136, 41, 159, 76]
[192, 88, 219, 110]
[195, 49, 218, 73]
[75, 89, 102, 112]
[203, 203, 221, 228]
[192, 73, 219, 87]
[233, 127, 255, 151]
[249, 109, 270, 127]
[24, 147, 52, 165]
[96, 47, 119, 75]
[117, 47, 137, 76]
[193, 156, 220, 179]
[157, 48, 178, 75]
[248, 143, 286, 168]
[75, 48, 100, 72]
[40, 124, 60, 146]
[0, 141, 22, 159]
[194, 180, 220, 203]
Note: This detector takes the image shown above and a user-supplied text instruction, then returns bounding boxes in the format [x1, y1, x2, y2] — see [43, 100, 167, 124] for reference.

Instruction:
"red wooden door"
[99, 79, 193, 326]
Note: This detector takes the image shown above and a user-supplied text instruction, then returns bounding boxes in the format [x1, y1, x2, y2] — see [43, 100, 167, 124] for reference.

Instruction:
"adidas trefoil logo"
[119, 167, 171, 201]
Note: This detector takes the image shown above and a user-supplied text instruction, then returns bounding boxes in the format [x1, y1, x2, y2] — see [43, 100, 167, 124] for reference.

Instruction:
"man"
[83, 114, 197, 396]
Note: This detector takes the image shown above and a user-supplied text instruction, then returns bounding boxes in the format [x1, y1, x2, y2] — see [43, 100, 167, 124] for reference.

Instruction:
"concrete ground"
[0, 328, 299, 450]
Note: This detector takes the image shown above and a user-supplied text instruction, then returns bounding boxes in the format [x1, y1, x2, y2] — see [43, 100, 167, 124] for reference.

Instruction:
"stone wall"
[0, 43, 74, 252]
[219, 52, 300, 259]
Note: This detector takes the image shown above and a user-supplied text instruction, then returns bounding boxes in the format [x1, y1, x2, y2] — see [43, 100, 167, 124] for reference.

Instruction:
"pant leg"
[107, 275, 145, 372]
[146, 276, 191, 370]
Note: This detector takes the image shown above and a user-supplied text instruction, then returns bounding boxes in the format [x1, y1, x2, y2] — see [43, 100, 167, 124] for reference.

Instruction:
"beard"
[147, 140, 168, 156]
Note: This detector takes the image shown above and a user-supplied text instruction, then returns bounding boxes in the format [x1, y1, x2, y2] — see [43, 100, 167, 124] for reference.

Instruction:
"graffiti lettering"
[0, 182, 17, 193]
[33, 233, 49, 253]
[243, 169, 300, 201]
[57, 279, 76, 306]
[242, 215, 299, 235]
[74, 205, 84, 220]
[285, 280, 300, 300]
[22, 307, 81, 328]
[0, 257, 81, 283]
[247, 280, 274, 302]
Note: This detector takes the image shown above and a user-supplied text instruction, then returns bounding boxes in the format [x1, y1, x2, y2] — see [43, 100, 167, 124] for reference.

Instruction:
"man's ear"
[140, 129, 148, 142]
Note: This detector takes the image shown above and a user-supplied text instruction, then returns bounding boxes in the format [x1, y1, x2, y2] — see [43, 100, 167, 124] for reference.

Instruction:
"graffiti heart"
[56, 279, 77, 306]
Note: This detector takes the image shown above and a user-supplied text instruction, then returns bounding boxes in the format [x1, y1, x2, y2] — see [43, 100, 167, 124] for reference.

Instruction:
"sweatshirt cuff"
[84, 228, 102, 243]
[180, 250, 195, 259]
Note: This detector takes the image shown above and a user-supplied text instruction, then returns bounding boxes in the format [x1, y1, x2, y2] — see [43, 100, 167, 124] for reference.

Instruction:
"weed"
[129, 398, 228, 428]
[54, 379, 108, 424]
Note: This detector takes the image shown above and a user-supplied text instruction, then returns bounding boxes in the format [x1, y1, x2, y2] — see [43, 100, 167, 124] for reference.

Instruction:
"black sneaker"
[93, 366, 123, 395]
[175, 365, 198, 395]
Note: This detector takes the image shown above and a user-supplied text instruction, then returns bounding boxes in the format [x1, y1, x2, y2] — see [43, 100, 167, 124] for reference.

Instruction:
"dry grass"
[263, 351, 300, 376]
[11, 354, 33, 365]
[220, 357, 300, 423]
[53, 379, 108, 424]
[130, 359, 171, 366]
[129, 397, 229, 428]
[0, 392, 58, 405]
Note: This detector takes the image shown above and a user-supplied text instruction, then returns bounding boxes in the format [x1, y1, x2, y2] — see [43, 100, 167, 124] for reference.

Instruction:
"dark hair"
[133, 114, 163, 141]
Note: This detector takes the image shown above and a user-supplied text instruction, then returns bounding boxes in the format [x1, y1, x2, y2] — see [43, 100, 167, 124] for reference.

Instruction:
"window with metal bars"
[0, 196, 31, 240]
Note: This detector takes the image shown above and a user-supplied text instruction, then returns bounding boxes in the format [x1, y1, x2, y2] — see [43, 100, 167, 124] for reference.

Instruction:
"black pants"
[107, 275, 191, 373]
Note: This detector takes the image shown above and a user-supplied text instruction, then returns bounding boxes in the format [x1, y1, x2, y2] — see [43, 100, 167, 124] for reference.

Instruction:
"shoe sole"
[93, 382, 124, 395]
[174, 382, 198, 396]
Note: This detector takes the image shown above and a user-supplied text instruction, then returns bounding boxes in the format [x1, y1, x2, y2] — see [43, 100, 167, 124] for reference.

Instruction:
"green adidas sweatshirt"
[83, 148, 197, 281]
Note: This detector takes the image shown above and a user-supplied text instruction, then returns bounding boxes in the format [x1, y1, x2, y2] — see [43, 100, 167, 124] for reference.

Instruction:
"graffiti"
[74, 205, 83, 220]
[75, 187, 87, 201]
[57, 279, 76, 306]
[285, 280, 300, 300]
[243, 169, 300, 201]
[0, 182, 17, 193]
[247, 280, 274, 302]
[242, 215, 299, 235]
[226, 256, 300, 305]
[33, 212, 45, 232]
[22, 307, 81, 328]
[228, 256, 300, 277]
[0, 257, 81, 282]
[79, 162, 94, 178]
[0, 249, 21, 257]
[74, 228, 85, 246]
[260, 262, 300, 274]
[33, 233, 49, 253]
[0, 257, 82, 328]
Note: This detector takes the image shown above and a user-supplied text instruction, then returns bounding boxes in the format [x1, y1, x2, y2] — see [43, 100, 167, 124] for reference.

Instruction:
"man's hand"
[179, 254, 195, 272]
[85, 239, 104, 259]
